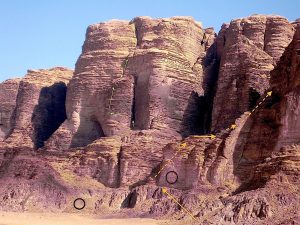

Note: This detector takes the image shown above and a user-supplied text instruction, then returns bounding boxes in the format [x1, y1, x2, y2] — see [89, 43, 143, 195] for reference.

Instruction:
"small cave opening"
[131, 74, 150, 130]
[32, 82, 68, 149]
[121, 191, 138, 208]
[249, 88, 261, 111]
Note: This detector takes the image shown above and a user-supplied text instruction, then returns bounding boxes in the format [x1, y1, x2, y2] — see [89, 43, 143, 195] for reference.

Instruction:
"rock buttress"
[46, 20, 137, 150]
[273, 21, 300, 149]
[130, 16, 205, 135]
[4, 67, 73, 149]
[235, 21, 300, 184]
[212, 15, 295, 131]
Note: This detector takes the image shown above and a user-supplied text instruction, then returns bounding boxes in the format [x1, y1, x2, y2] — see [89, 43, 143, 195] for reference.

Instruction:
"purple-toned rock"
[0, 78, 21, 140]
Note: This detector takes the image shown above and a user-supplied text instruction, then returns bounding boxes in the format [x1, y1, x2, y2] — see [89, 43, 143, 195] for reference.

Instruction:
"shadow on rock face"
[121, 190, 138, 208]
[181, 92, 206, 137]
[232, 93, 281, 193]
[32, 82, 68, 149]
[181, 41, 220, 137]
[70, 116, 105, 148]
[248, 88, 261, 110]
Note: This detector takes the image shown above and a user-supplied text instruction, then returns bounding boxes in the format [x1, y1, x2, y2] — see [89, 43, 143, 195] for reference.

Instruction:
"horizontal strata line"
[82, 50, 131, 55]
[87, 36, 136, 41]
[166, 76, 199, 84]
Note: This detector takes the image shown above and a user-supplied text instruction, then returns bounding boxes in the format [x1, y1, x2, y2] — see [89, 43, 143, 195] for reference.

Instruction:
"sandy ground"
[0, 212, 169, 225]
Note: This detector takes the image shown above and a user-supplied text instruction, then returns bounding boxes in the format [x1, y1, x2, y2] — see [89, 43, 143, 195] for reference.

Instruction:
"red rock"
[0, 78, 21, 140]
[212, 15, 295, 131]
[0, 15, 299, 225]
[4, 67, 73, 149]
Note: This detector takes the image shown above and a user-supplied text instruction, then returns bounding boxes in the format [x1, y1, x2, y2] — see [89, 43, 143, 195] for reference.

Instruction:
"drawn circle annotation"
[166, 171, 178, 184]
[73, 198, 86, 210]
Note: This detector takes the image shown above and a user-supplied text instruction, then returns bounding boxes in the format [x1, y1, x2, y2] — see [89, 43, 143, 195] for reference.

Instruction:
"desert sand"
[0, 211, 168, 225]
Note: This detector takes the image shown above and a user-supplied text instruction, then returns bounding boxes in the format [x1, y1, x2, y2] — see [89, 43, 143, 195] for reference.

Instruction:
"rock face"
[0, 15, 300, 225]
[159, 18, 299, 190]
[46, 16, 213, 150]
[0, 148, 69, 212]
[0, 79, 21, 140]
[157, 113, 251, 190]
[45, 17, 217, 186]
[154, 18, 300, 224]
[72, 136, 122, 188]
[5, 67, 73, 149]
[49, 20, 137, 150]
[212, 15, 295, 131]
[232, 20, 300, 184]
[272, 21, 300, 149]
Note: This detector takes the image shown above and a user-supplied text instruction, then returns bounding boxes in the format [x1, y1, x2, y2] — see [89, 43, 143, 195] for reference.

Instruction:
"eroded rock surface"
[0, 78, 21, 140]
[0, 15, 299, 225]
[5, 67, 73, 149]
[212, 15, 295, 131]
[46, 17, 216, 150]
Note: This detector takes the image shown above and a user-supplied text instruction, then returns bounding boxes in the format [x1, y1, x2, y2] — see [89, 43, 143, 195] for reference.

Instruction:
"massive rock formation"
[0, 15, 299, 225]
[44, 17, 218, 186]
[212, 15, 295, 131]
[272, 20, 300, 149]
[155, 17, 300, 224]
[232, 19, 300, 185]
[46, 17, 213, 151]
[157, 15, 297, 190]
[4, 67, 73, 148]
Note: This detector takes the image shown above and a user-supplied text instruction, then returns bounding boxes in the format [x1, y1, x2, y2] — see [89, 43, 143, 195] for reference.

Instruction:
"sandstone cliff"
[0, 78, 21, 140]
[0, 15, 299, 225]
[212, 15, 295, 131]
[46, 17, 213, 151]
[4, 67, 73, 148]
[44, 17, 217, 187]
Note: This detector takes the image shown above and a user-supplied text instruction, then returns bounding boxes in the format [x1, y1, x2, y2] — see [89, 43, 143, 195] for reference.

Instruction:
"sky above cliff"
[0, 0, 299, 82]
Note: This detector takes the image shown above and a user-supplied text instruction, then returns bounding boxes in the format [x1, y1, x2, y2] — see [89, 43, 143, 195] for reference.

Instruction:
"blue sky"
[0, 0, 299, 81]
